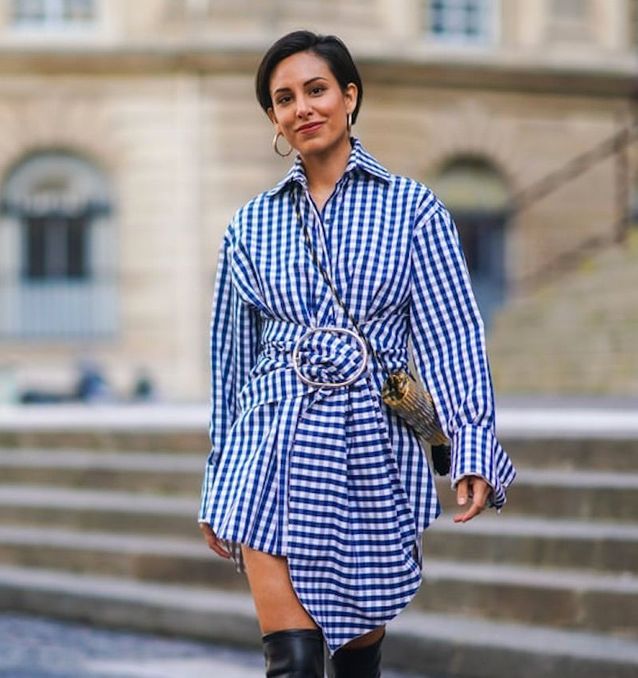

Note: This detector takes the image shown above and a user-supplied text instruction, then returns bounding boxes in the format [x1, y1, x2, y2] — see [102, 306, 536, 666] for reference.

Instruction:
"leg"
[241, 544, 324, 677]
[341, 626, 385, 649]
[329, 626, 386, 678]
[240, 543, 317, 633]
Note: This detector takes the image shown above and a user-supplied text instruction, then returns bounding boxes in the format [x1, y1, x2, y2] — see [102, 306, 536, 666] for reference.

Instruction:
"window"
[24, 212, 88, 280]
[11, 0, 96, 27]
[0, 151, 116, 339]
[425, 0, 497, 44]
[430, 157, 510, 329]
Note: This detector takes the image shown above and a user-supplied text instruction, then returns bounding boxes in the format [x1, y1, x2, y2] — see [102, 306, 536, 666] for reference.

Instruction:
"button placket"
[300, 173, 352, 328]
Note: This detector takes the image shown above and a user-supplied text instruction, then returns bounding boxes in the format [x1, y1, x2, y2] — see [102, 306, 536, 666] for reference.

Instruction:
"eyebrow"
[273, 77, 328, 96]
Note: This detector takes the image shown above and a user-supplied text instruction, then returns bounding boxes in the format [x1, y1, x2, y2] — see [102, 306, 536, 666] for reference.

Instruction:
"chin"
[297, 132, 343, 156]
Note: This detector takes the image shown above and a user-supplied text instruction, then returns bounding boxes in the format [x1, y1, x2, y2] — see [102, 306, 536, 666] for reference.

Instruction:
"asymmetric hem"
[198, 137, 516, 655]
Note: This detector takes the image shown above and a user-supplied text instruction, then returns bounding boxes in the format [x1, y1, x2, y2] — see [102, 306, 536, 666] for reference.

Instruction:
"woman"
[198, 30, 515, 677]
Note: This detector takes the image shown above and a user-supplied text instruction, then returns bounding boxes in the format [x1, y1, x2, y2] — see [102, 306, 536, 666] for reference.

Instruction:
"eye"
[310, 86, 325, 95]
[276, 95, 292, 105]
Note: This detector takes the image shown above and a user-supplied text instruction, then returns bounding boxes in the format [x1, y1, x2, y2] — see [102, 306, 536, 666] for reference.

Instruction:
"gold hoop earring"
[273, 131, 293, 157]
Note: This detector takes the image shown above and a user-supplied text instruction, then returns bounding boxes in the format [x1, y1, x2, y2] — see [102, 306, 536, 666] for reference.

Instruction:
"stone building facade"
[0, 0, 635, 401]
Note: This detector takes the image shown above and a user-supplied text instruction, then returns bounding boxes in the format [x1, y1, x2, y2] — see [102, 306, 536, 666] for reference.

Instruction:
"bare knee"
[240, 544, 318, 634]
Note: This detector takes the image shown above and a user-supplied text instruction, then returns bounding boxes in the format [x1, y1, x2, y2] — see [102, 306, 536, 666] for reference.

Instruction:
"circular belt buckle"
[292, 326, 369, 388]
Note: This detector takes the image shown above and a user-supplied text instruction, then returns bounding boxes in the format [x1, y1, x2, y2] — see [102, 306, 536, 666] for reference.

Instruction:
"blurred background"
[0, 0, 635, 403]
[0, 2, 637, 677]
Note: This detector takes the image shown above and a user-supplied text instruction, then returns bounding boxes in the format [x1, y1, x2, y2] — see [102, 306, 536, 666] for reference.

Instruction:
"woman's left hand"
[453, 475, 490, 523]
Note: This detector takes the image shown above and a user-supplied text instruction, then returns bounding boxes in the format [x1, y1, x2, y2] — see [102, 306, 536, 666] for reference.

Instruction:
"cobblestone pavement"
[0, 613, 426, 677]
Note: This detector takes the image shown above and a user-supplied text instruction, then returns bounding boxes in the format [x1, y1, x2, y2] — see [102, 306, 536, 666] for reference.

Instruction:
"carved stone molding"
[0, 97, 118, 183]
[418, 98, 521, 193]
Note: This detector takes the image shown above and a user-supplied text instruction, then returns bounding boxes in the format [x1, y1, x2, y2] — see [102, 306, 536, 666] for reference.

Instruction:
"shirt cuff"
[450, 424, 511, 510]
[198, 450, 218, 524]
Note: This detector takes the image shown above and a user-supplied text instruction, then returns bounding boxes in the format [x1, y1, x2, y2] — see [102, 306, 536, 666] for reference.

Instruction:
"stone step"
[500, 437, 638, 472]
[0, 448, 203, 470]
[0, 525, 636, 634]
[0, 525, 243, 592]
[424, 515, 638, 573]
[505, 469, 638, 521]
[0, 564, 636, 678]
[0, 449, 202, 494]
[4, 450, 638, 523]
[0, 485, 198, 536]
[420, 559, 638, 637]
[437, 469, 638, 521]
[2, 483, 638, 569]
[0, 430, 209, 453]
[3, 432, 638, 465]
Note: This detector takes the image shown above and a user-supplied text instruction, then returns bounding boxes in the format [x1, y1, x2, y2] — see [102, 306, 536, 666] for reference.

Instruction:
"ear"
[267, 107, 279, 128]
[344, 83, 358, 116]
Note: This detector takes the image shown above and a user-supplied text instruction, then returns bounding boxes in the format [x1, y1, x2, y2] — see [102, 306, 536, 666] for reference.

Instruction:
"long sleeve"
[198, 227, 262, 523]
[408, 197, 516, 509]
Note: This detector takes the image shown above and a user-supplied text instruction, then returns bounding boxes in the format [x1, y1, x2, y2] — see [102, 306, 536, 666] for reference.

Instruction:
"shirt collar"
[266, 136, 392, 197]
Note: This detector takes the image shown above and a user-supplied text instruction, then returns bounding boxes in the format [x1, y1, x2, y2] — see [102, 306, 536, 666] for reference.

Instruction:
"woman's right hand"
[198, 522, 231, 559]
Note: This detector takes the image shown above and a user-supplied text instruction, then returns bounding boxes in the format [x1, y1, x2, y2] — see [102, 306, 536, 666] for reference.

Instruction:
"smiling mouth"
[298, 122, 324, 133]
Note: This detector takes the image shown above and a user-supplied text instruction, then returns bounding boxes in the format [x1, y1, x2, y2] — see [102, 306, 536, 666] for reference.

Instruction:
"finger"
[207, 535, 230, 558]
[453, 498, 484, 523]
[210, 539, 232, 559]
[206, 532, 230, 558]
[199, 524, 231, 558]
[455, 478, 469, 506]
[199, 523, 215, 544]
[472, 480, 490, 509]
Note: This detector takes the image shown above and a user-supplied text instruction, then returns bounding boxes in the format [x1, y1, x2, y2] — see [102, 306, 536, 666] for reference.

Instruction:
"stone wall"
[0, 75, 210, 399]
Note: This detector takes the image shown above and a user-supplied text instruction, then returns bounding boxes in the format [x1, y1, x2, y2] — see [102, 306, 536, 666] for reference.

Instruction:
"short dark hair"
[255, 30, 363, 124]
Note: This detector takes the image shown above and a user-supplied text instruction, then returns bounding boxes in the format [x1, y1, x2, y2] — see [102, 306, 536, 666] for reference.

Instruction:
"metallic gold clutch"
[381, 369, 451, 475]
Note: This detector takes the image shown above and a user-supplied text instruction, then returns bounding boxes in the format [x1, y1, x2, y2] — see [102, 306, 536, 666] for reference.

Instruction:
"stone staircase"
[490, 227, 638, 396]
[0, 430, 637, 677]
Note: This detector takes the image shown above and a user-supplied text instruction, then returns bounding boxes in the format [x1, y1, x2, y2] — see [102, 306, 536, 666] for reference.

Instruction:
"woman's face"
[267, 50, 357, 158]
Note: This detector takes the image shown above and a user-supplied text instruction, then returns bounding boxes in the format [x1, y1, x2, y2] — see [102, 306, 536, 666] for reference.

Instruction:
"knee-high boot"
[261, 628, 325, 677]
[328, 630, 385, 678]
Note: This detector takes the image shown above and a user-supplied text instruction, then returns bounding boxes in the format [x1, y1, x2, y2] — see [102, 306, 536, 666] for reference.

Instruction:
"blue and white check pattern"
[198, 137, 516, 655]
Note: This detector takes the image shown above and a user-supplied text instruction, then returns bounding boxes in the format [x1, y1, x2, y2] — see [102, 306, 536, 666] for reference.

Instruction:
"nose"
[295, 94, 312, 119]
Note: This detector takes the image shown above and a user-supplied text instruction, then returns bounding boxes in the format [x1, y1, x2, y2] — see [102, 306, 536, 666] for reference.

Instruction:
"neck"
[300, 134, 353, 194]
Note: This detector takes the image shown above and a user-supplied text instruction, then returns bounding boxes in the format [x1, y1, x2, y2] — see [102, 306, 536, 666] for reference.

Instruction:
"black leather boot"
[262, 628, 325, 677]
[328, 630, 385, 678]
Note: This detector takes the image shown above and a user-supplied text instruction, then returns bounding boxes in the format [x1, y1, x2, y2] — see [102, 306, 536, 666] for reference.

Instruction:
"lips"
[297, 122, 324, 134]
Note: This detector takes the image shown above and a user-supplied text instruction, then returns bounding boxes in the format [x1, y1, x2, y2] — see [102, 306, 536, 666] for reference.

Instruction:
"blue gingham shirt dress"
[198, 136, 516, 656]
